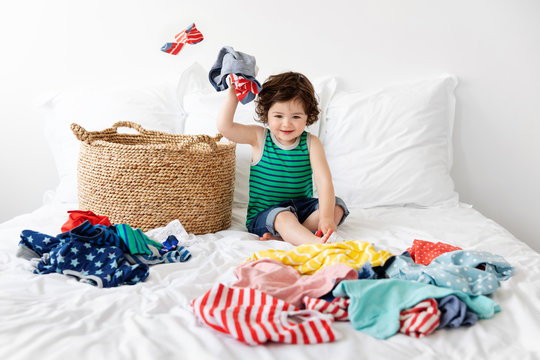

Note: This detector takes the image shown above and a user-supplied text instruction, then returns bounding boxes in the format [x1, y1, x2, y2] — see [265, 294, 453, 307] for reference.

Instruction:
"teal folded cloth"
[333, 279, 500, 339]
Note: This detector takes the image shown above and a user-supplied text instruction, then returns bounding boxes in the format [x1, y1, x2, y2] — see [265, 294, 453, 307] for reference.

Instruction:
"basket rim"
[84, 138, 236, 152]
[72, 121, 236, 153]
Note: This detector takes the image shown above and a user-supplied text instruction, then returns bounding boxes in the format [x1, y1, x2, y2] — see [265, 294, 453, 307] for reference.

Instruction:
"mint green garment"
[333, 279, 500, 339]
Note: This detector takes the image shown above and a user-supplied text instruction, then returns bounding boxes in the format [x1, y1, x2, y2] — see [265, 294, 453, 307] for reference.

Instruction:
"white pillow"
[38, 79, 183, 203]
[324, 74, 459, 208]
[177, 62, 338, 206]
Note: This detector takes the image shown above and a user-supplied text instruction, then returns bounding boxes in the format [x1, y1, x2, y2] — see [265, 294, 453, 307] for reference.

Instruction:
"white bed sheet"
[1, 203, 539, 360]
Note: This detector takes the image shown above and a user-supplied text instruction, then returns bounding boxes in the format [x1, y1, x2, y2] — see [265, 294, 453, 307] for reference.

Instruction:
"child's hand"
[317, 219, 337, 243]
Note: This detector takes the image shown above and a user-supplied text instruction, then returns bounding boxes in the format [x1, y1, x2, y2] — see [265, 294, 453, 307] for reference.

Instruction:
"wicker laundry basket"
[71, 121, 236, 234]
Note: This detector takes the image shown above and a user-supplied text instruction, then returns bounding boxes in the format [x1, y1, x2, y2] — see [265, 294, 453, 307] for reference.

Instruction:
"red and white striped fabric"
[161, 23, 204, 55]
[302, 296, 350, 321]
[399, 298, 441, 338]
[229, 74, 260, 103]
[191, 283, 338, 345]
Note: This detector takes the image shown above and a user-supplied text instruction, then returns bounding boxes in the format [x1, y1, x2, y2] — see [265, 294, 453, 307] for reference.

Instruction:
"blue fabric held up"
[208, 46, 262, 102]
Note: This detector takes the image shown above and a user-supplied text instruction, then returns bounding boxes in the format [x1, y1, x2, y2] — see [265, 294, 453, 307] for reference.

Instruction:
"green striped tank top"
[246, 129, 313, 226]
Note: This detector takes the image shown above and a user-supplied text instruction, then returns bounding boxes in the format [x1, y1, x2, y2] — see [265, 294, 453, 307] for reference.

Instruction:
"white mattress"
[1, 202, 539, 360]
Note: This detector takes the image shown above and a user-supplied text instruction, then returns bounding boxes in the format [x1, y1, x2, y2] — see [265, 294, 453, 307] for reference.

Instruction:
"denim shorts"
[247, 196, 349, 237]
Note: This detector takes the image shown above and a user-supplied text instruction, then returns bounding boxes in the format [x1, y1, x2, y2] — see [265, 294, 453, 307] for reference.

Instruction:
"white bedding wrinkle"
[1, 203, 539, 359]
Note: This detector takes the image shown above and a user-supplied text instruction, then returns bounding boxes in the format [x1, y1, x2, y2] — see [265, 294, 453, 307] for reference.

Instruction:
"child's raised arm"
[217, 87, 262, 146]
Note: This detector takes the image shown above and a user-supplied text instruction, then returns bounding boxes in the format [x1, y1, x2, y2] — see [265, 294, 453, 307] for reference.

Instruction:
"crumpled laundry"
[145, 219, 198, 247]
[399, 298, 441, 338]
[191, 283, 338, 345]
[17, 221, 192, 287]
[247, 240, 393, 275]
[407, 239, 462, 265]
[159, 235, 179, 254]
[233, 258, 357, 307]
[123, 239, 192, 266]
[302, 296, 350, 321]
[113, 223, 163, 256]
[19, 229, 149, 287]
[385, 250, 514, 295]
[437, 295, 478, 328]
[333, 279, 500, 339]
[61, 210, 111, 233]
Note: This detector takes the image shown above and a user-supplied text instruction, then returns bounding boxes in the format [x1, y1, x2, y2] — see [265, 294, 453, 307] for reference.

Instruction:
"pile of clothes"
[192, 239, 514, 344]
[17, 210, 192, 288]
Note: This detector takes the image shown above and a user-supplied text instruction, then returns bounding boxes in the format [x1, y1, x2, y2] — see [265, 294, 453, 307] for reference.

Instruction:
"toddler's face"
[267, 99, 308, 146]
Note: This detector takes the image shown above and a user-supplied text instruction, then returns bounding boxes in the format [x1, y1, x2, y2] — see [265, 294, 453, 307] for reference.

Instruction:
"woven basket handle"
[71, 123, 92, 143]
[111, 121, 150, 134]
[71, 121, 150, 143]
[180, 134, 223, 151]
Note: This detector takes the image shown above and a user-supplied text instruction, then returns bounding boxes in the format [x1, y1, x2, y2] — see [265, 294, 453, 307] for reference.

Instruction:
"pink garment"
[232, 258, 358, 308]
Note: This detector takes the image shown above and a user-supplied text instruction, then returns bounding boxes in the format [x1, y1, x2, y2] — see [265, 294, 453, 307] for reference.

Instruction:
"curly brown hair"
[255, 72, 320, 125]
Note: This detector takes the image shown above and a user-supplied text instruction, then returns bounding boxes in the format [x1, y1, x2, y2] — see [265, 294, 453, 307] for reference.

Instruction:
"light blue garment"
[385, 250, 514, 295]
[333, 279, 500, 339]
[432, 250, 514, 280]
[208, 46, 262, 104]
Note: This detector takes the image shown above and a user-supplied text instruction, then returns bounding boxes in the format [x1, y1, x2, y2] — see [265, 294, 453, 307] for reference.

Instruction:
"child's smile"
[267, 99, 308, 146]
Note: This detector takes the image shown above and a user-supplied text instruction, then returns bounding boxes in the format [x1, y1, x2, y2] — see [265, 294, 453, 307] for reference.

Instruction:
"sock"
[229, 74, 261, 104]
[161, 23, 204, 55]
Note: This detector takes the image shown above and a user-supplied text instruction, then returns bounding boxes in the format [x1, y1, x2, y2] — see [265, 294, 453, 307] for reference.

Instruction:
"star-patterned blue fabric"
[19, 230, 61, 257]
[36, 238, 149, 287]
[385, 250, 514, 295]
[19, 228, 148, 287]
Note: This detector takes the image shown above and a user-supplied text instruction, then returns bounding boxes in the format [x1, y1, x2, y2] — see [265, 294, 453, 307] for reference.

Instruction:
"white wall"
[1, 0, 539, 252]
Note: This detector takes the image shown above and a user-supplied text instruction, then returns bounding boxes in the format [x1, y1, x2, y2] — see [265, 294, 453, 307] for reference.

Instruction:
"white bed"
[1, 64, 539, 359]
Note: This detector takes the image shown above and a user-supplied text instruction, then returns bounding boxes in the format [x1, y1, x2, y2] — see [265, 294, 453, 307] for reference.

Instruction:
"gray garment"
[208, 46, 261, 92]
[16, 245, 40, 260]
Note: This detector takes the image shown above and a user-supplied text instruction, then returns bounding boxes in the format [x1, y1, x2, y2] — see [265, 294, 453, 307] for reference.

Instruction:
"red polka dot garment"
[407, 239, 462, 265]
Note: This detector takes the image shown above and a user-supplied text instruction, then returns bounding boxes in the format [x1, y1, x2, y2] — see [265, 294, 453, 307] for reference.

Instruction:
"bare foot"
[259, 232, 282, 241]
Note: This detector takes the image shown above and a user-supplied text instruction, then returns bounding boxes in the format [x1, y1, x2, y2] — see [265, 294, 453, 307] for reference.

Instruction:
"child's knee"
[275, 210, 297, 224]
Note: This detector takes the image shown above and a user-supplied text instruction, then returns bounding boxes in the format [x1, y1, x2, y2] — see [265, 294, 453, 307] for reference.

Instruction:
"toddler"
[217, 72, 348, 245]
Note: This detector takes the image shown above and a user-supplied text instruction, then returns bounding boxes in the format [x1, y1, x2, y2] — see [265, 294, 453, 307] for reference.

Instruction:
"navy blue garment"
[35, 239, 149, 287]
[57, 220, 129, 252]
[160, 235, 179, 255]
[437, 295, 478, 328]
[357, 262, 379, 280]
[19, 230, 62, 258]
[18, 225, 149, 288]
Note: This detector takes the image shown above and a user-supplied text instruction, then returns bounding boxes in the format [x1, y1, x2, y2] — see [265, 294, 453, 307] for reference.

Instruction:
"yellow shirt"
[247, 241, 393, 275]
